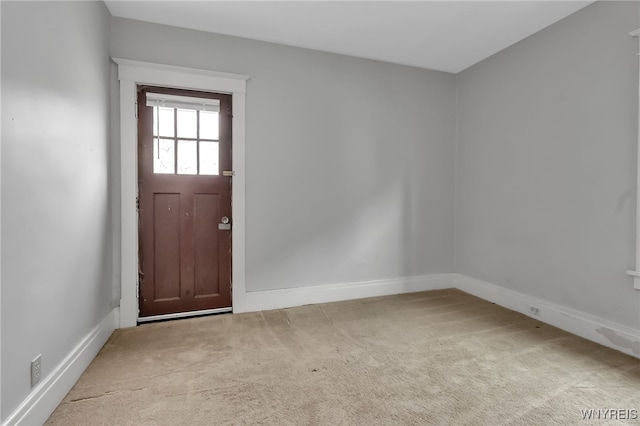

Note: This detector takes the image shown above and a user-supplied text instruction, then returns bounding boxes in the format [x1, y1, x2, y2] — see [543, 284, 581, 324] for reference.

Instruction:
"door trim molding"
[113, 58, 249, 327]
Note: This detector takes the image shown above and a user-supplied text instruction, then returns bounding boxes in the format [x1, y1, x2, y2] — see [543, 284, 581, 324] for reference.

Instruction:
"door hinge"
[134, 101, 138, 119]
[136, 195, 140, 211]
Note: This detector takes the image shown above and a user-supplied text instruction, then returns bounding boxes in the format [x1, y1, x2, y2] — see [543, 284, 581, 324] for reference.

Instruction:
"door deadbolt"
[221, 216, 229, 224]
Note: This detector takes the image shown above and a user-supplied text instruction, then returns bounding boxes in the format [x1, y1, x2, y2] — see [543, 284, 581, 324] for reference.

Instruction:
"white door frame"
[114, 58, 249, 328]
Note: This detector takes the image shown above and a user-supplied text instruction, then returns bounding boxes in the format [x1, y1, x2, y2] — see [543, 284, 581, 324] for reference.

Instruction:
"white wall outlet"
[528, 305, 541, 316]
[31, 355, 42, 387]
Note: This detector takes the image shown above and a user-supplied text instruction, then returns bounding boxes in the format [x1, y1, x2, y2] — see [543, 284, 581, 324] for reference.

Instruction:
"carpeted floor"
[46, 289, 639, 425]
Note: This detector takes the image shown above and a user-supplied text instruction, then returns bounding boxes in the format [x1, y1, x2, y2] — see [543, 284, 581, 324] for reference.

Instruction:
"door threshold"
[138, 307, 232, 323]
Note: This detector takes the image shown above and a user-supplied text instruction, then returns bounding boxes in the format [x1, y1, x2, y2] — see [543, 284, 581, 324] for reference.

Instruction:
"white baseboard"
[3, 308, 119, 426]
[452, 274, 640, 359]
[234, 273, 639, 359]
[234, 274, 454, 313]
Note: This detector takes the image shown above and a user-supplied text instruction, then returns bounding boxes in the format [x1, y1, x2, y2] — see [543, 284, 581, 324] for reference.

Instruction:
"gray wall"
[455, 1, 640, 329]
[111, 18, 457, 292]
[1, 1, 114, 420]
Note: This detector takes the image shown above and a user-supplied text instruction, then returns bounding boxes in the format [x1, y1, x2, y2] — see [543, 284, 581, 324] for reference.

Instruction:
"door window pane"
[199, 141, 219, 175]
[153, 107, 175, 137]
[150, 98, 223, 176]
[153, 138, 175, 174]
[200, 111, 219, 140]
[177, 109, 197, 139]
[177, 140, 197, 175]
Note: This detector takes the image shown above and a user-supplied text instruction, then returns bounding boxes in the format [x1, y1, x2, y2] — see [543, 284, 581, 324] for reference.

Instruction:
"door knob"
[218, 216, 231, 230]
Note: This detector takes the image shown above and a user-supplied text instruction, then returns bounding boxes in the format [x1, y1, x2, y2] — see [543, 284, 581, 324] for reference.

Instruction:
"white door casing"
[114, 58, 249, 327]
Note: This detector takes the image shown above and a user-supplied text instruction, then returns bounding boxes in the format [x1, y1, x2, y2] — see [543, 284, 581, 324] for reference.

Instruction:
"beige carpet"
[46, 289, 639, 425]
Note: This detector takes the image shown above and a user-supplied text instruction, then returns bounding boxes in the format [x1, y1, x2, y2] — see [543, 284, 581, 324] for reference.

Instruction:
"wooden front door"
[137, 86, 232, 319]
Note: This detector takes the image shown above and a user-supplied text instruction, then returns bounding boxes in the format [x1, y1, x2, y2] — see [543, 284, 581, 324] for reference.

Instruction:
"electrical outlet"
[31, 355, 42, 387]
[528, 305, 541, 316]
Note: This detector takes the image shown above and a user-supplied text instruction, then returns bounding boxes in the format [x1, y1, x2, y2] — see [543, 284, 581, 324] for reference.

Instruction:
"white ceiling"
[105, 1, 593, 73]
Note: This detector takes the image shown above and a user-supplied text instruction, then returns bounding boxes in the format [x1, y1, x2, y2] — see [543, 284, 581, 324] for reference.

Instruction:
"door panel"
[138, 86, 232, 319]
[194, 193, 220, 297]
[153, 193, 181, 301]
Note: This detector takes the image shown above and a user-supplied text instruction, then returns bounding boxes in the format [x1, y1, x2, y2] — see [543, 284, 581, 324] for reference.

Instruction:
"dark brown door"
[137, 86, 232, 319]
